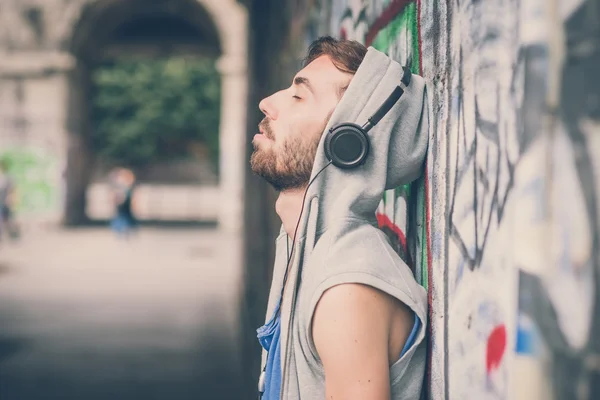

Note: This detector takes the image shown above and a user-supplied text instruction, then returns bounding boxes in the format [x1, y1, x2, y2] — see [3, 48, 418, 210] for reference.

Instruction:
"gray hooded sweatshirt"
[261, 47, 429, 400]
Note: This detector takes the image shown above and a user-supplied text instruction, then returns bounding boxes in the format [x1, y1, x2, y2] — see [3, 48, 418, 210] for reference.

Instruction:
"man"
[109, 167, 138, 239]
[251, 37, 429, 399]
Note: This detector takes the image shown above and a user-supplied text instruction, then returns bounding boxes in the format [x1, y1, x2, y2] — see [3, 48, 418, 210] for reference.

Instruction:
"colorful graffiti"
[0, 148, 59, 216]
[304, 0, 600, 399]
[514, 0, 600, 399]
[486, 324, 507, 375]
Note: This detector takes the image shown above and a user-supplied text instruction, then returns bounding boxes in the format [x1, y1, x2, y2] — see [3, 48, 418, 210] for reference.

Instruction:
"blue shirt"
[257, 305, 421, 400]
[257, 303, 282, 400]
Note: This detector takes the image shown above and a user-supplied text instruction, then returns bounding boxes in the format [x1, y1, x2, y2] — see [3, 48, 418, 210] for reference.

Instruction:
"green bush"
[91, 57, 221, 169]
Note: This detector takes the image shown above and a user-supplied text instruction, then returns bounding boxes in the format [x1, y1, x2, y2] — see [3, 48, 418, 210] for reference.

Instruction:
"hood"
[302, 47, 429, 236]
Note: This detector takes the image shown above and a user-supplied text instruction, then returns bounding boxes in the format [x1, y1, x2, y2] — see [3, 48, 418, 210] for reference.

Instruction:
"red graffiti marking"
[340, 27, 347, 40]
[486, 324, 507, 374]
[376, 212, 407, 251]
[365, 0, 414, 46]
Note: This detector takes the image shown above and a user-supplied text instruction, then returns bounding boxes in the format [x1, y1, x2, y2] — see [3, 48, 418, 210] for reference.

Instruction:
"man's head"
[250, 36, 367, 192]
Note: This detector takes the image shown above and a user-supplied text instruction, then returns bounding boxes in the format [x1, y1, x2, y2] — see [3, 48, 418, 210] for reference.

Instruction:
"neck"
[275, 187, 307, 240]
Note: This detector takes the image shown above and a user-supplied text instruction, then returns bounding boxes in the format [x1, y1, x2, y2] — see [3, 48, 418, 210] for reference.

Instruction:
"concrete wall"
[298, 0, 600, 399]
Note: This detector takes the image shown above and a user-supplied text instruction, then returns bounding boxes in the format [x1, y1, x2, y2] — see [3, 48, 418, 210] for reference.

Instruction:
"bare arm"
[312, 283, 413, 400]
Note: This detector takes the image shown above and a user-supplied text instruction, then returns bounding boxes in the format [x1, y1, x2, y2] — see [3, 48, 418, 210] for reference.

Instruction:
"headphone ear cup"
[324, 123, 370, 169]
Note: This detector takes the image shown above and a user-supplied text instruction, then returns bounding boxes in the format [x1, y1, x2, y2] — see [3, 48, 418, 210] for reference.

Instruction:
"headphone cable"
[276, 160, 331, 396]
[275, 160, 332, 318]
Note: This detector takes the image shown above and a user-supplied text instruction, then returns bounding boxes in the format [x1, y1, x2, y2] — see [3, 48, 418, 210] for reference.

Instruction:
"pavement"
[0, 226, 246, 400]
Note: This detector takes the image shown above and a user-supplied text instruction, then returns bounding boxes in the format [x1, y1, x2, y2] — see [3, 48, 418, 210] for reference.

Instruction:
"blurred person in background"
[110, 167, 138, 239]
[0, 159, 19, 243]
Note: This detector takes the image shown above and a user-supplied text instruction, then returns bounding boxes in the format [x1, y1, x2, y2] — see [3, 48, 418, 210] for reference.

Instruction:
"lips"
[258, 119, 274, 140]
[254, 132, 271, 142]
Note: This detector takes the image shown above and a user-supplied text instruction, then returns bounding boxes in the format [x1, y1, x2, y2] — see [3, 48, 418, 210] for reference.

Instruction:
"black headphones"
[324, 65, 412, 169]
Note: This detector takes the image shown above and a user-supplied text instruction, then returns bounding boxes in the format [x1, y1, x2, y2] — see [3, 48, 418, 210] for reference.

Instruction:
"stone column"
[63, 59, 96, 225]
[216, 54, 247, 235]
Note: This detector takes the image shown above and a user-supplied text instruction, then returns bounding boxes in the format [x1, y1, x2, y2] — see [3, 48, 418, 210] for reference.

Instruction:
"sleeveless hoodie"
[260, 46, 429, 400]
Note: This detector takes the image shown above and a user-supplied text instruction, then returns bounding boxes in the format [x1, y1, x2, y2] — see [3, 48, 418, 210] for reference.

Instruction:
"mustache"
[258, 118, 275, 140]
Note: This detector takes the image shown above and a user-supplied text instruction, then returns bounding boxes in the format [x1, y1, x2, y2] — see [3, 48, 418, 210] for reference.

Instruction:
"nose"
[259, 93, 278, 120]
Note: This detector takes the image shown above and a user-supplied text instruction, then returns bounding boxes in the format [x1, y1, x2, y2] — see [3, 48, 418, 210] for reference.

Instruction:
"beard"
[250, 118, 322, 192]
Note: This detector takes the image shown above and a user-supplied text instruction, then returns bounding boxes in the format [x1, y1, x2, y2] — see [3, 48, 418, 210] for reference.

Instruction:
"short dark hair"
[303, 36, 367, 75]
[303, 36, 367, 97]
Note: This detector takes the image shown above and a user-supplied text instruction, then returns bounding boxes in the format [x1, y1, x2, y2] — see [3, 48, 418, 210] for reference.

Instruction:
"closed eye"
[293, 95, 302, 100]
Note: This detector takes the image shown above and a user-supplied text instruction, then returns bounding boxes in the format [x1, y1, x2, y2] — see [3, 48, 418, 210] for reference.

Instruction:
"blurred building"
[0, 0, 247, 235]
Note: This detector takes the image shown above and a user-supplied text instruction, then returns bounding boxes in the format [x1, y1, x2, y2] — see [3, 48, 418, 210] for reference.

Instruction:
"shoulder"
[308, 224, 419, 300]
[301, 225, 427, 349]
[311, 282, 396, 359]
[313, 283, 399, 333]
[310, 224, 389, 271]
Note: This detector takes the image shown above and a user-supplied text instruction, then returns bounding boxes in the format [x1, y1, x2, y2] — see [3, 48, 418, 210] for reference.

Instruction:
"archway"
[64, 0, 247, 235]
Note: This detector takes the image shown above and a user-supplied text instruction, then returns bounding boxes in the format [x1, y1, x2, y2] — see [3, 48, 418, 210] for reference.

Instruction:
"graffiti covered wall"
[302, 0, 600, 399]
[0, 73, 67, 222]
[514, 0, 600, 399]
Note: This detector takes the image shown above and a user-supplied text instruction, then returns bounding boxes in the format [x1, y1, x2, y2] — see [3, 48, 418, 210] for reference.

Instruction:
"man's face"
[250, 55, 353, 191]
